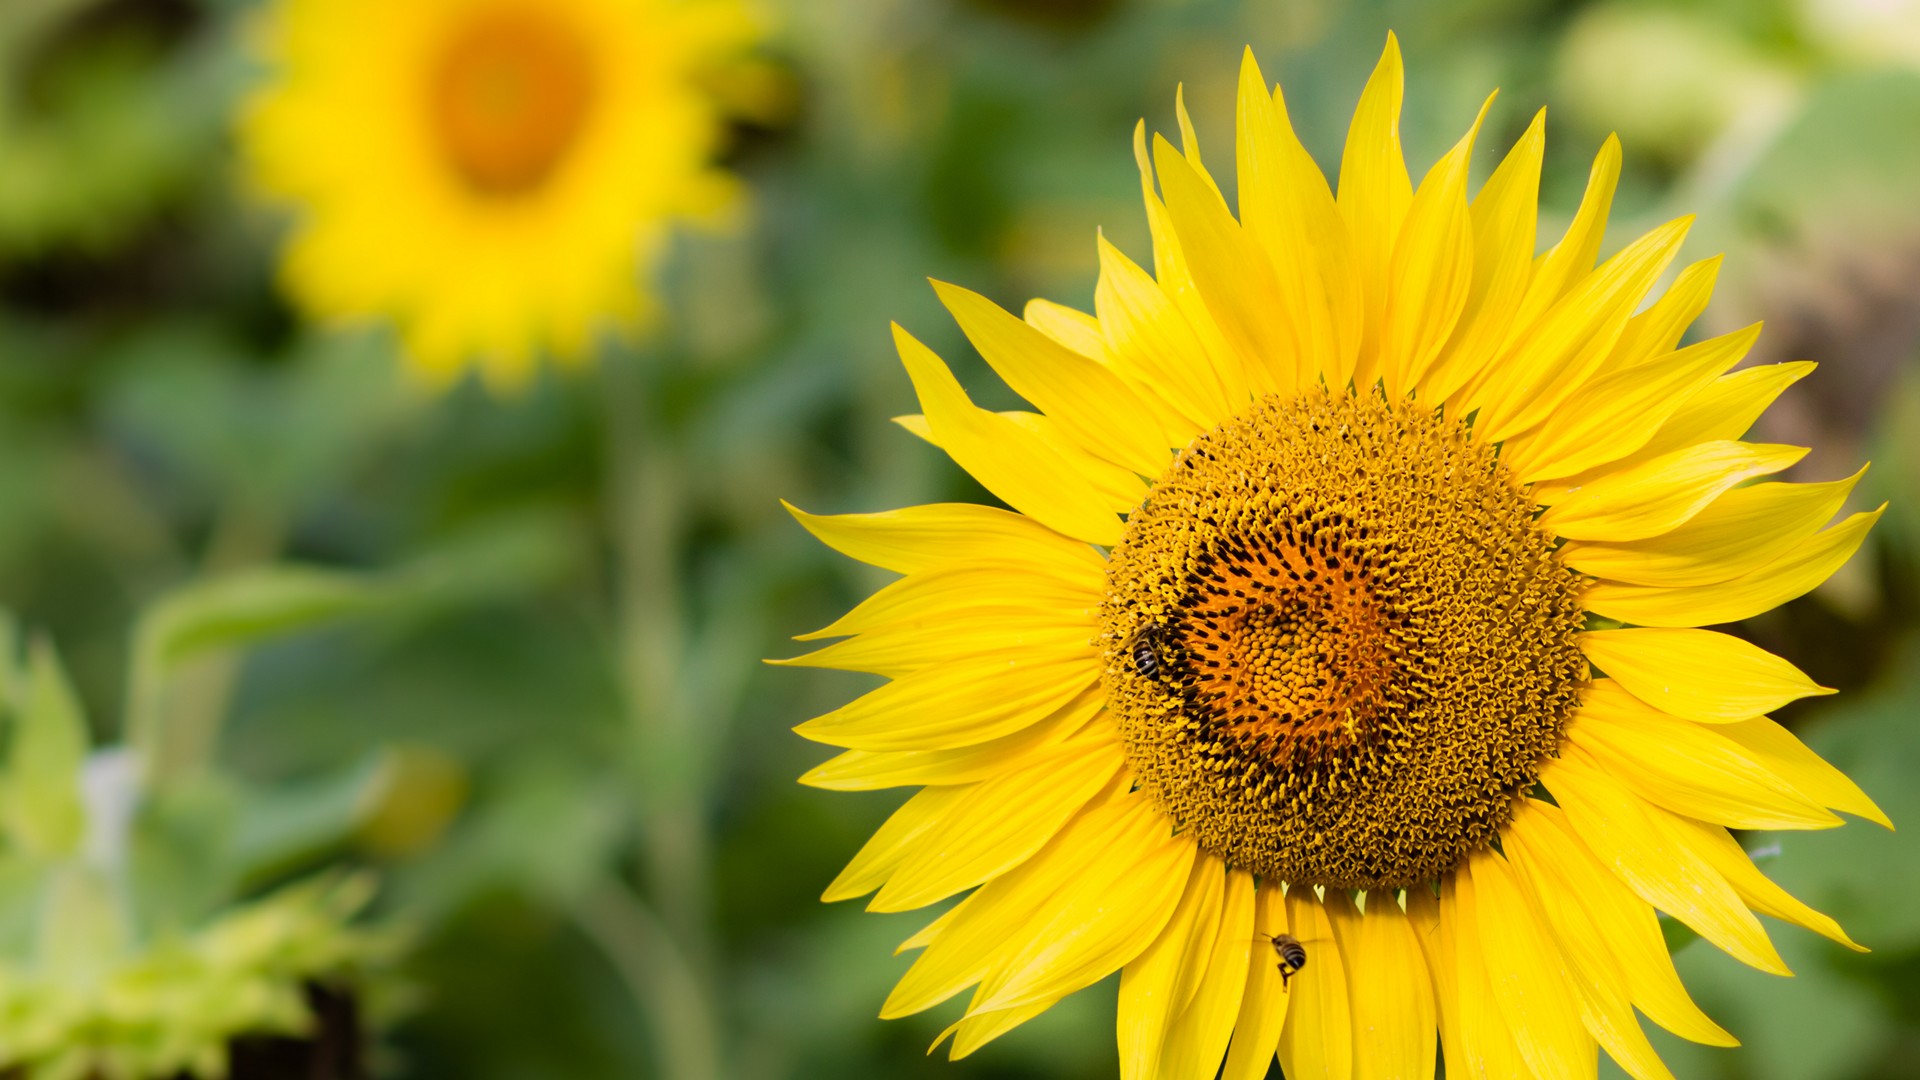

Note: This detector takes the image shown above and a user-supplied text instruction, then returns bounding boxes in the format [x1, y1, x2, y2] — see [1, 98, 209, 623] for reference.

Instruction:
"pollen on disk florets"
[1099, 386, 1588, 890]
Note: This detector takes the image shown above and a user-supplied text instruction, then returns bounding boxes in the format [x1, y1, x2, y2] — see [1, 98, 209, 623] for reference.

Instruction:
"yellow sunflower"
[241, 0, 761, 388]
[783, 35, 1889, 1080]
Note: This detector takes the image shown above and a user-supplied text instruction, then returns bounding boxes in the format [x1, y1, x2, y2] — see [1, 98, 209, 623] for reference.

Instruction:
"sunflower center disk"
[433, 8, 596, 197]
[1101, 388, 1588, 890]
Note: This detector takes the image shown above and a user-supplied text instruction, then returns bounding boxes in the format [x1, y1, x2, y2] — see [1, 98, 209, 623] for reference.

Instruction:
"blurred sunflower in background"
[240, 0, 764, 389]
[787, 36, 1887, 1080]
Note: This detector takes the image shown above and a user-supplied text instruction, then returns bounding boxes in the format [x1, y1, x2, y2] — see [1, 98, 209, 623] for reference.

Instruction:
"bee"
[1255, 932, 1309, 989]
[1127, 625, 1162, 679]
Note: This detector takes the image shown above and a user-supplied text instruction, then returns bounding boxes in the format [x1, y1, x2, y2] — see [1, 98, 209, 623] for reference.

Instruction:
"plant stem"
[600, 350, 723, 1079]
[575, 877, 723, 1080]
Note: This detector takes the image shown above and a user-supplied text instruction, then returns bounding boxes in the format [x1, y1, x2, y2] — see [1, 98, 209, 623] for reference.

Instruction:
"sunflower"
[241, 0, 761, 388]
[782, 36, 1889, 1080]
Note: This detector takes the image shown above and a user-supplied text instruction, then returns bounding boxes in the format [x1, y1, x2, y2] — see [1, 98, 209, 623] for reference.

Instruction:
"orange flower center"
[432, 7, 596, 197]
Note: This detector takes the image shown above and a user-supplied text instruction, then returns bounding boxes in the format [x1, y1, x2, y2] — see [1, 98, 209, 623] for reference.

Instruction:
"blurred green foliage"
[0, 0, 1917, 1077]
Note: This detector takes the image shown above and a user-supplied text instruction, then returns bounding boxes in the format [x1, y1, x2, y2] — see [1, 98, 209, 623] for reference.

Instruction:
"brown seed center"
[432, 8, 596, 197]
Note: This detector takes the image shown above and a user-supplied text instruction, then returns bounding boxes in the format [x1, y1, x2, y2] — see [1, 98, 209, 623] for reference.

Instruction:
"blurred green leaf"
[231, 752, 390, 891]
[3, 638, 90, 859]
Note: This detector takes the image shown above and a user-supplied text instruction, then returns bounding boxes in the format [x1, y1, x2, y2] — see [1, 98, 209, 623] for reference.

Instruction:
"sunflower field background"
[1, 0, 1919, 1077]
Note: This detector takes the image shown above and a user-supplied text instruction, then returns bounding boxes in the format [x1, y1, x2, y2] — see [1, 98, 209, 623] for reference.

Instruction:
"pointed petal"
[1505, 323, 1759, 483]
[1717, 716, 1891, 828]
[1561, 468, 1865, 588]
[1338, 33, 1413, 387]
[1380, 96, 1486, 397]
[936, 281, 1170, 475]
[1566, 680, 1840, 831]
[1095, 234, 1235, 431]
[1467, 847, 1597, 1080]
[894, 324, 1128, 545]
[1601, 255, 1724, 375]
[1538, 440, 1807, 542]
[794, 656, 1098, 751]
[784, 499, 1104, 578]
[824, 784, 967, 903]
[1542, 749, 1788, 974]
[1580, 628, 1832, 723]
[1584, 505, 1885, 627]
[1663, 814, 1865, 952]
[1505, 799, 1736, 1048]
[799, 686, 1105, 791]
[871, 737, 1124, 911]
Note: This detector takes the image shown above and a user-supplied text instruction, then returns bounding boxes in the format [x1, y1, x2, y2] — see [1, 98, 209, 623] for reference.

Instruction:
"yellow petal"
[1094, 234, 1235, 431]
[935, 281, 1170, 475]
[1341, 893, 1436, 1080]
[1276, 888, 1354, 1080]
[1475, 215, 1693, 443]
[1534, 363, 1817, 503]
[895, 324, 1127, 545]
[968, 799, 1196, 1014]
[883, 795, 1144, 1016]
[1159, 868, 1255, 1078]
[1469, 847, 1597, 1080]
[1119, 857, 1222, 1080]
[1221, 882, 1290, 1080]
[1447, 872, 1543, 1078]
[1717, 715, 1891, 828]
[1380, 96, 1487, 398]
[1566, 680, 1841, 831]
[1662, 814, 1864, 952]
[1404, 885, 1466, 1077]
[1581, 628, 1832, 723]
[1153, 133, 1295, 398]
[1505, 799, 1736, 1048]
[794, 655, 1098, 751]
[1506, 135, 1622, 335]
[1338, 33, 1413, 387]
[871, 737, 1124, 912]
[784, 499, 1104, 578]
[1541, 749, 1788, 974]
[778, 621, 1094, 678]
[799, 687, 1106, 792]
[1561, 467, 1865, 588]
[796, 560, 1098, 643]
[824, 784, 967, 903]
[1505, 323, 1759, 483]
[1584, 505, 1885, 627]
[939, 997, 1058, 1060]
[1237, 50, 1362, 389]
[1423, 108, 1544, 407]
[1601, 255, 1723, 375]
[1024, 297, 1113, 362]
[1538, 440, 1806, 542]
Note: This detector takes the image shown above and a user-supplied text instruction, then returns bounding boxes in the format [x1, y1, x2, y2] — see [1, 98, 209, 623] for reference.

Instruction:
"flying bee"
[1255, 932, 1310, 989]
[1126, 625, 1162, 679]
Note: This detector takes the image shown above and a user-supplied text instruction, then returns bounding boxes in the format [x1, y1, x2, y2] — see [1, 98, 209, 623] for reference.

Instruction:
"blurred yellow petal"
[1581, 628, 1832, 723]
[1566, 680, 1840, 831]
[1276, 888, 1354, 1080]
[1539, 440, 1806, 542]
[1584, 506, 1885, 627]
[1561, 468, 1864, 587]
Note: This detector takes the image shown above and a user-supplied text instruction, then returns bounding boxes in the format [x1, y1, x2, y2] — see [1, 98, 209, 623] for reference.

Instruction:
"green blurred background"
[1, 0, 1919, 1076]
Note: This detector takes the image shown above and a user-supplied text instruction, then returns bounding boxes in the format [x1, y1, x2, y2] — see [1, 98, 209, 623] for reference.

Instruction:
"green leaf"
[2, 638, 90, 859]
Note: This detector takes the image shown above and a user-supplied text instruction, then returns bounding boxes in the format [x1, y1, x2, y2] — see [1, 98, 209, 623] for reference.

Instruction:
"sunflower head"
[242, 0, 768, 389]
[787, 32, 1888, 1080]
